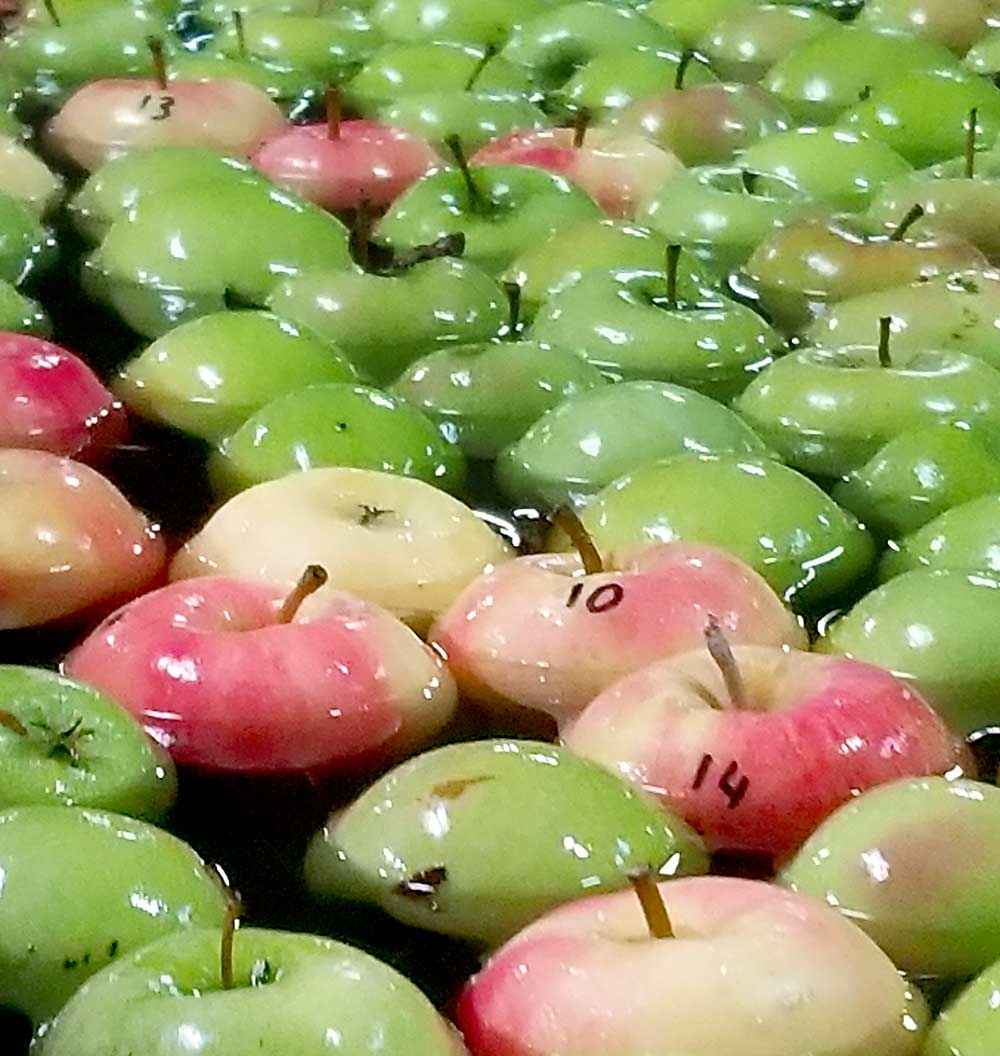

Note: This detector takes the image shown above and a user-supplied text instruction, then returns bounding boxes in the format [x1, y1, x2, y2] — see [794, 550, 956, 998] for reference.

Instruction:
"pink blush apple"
[456, 876, 928, 1056]
[0, 332, 126, 462]
[471, 127, 682, 218]
[250, 119, 442, 211]
[564, 646, 970, 861]
[0, 449, 165, 630]
[429, 543, 806, 725]
[64, 575, 457, 774]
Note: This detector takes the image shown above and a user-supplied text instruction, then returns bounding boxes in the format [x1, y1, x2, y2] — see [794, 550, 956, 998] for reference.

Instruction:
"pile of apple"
[8, 0, 1000, 1052]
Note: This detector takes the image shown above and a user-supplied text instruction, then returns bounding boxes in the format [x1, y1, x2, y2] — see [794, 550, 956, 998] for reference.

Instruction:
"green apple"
[374, 90, 547, 154]
[17, 0, 174, 23]
[305, 738, 707, 947]
[966, 29, 1000, 78]
[0, 665, 175, 820]
[210, 382, 467, 494]
[699, 4, 838, 83]
[0, 279, 50, 336]
[782, 776, 1000, 980]
[0, 191, 56, 287]
[833, 427, 1000, 540]
[197, 0, 346, 22]
[85, 181, 352, 337]
[0, 135, 63, 216]
[35, 927, 469, 1056]
[806, 269, 1000, 366]
[70, 147, 269, 245]
[924, 956, 1000, 1056]
[880, 493, 1000, 580]
[0, 804, 228, 1024]
[267, 256, 508, 384]
[736, 343, 1000, 479]
[837, 70, 1000, 169]
[739, 128, 912, 213]
[858, 0, 996, 55]
[371, 0, 547, 46]
[643, 0, 754, 47]
[115, 310, 358, 443]
[375, 161, 600, 276]
[168, 47, 319, 115]
[496, 379, 774, 508]
[529, 267, 781, 401]
[392, 339, 606, 460]
[572, 453, 876, 607]
[761, 25, 961, 125]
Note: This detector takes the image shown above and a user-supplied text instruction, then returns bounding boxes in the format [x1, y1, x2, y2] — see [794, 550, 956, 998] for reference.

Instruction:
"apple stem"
[232, 10, 246, 58]
[674, 50, 695, 91]
[351, 197, 373, 271]
[464, 44, 498, 91]
[503, 281, 521, 335]
[552, 507, 604, 575]
[43, 0, 60, 26]
[704, 615, 750, 710]
[877, 316, 892, 368]
[966, 106, 979, 179]
[326, 87, 342, 141]
[445, 135, 486, 215]
[889, 203, 924, 242]
[665, 244, 681, 308]
[220, 891, 242, 991]
[628, 869, 673, 939]
[0, 709, 27, 737]
[278, 564, 329, 623]
[572, 108, 590, 149]
[388, 232, 465, 270]
[147, 36, 168, 92]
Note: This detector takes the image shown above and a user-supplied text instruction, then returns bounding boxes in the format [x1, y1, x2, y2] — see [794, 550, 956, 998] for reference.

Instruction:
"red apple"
[64, 571, 457, 774]
[429, 541, 806, 725]
[0, 332, 126, 462]
[456, 875, 928, 1056]
[0, 448, 165, 630]
[471, 125, 682, 218]
[564, 643, 971, 861]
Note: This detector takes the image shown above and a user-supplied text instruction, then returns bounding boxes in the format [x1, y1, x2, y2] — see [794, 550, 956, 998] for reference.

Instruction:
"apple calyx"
[674, 51, 695, 91]
[552, 507, 604, 575]
[464, 44, 498, 92]
[0, 709, 27, 737]
[704, 615, 750, 710]
[43, 0, 61, 26]
[326, 87, 341, 142]
[445, 135, 487, 215]
[572, 109, 590, 150]
[147, 36, 168, 92]
[46, 716, 89, 767]
[889, 203, 925, 242]
[358, 503, 393, 527]
[877, 316, 893, 368]
[966, 106, 979, 179]
[277, 564, 329, 623]
[233, 10, 247, 59]
[627, 868, 673, 939]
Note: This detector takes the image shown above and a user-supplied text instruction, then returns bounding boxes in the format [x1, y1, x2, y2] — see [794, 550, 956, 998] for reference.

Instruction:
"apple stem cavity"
[889, 203, 925, 242]
[0, 709, 27, 737]
[628, 869, 673, 939]
[278, 564, 329, 623]
[877, 316, 893, 368]
[503, 281, 522, 335]
[740, 169, 758, 195]
[966, 106, 979, 179]
[674, 51, 695, 91]
[665, 244, 681, 308]
[704, 615, 750, 710]
[147, 36, 168, 92]
[326, 87, 342, 141]
[233, 10, 247, 58]
[445, 135, 486, 215]
[464, 44, 498, 91]
[43, 0, 60, 26]
[552, 507, 604, 575]
[572, 109, 590, 149]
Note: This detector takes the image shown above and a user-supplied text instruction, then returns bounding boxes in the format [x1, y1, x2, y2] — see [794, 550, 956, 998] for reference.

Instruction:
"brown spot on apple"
[430, 775, 495, 799]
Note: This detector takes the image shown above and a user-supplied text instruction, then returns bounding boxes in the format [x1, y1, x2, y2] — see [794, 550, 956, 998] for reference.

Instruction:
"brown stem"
[278, 565, 328, 623]
[351, 198, 373, 271]
[386, 232, 465, 271]
[628, 869, 673, 939]
[877, 316, 892, 368]
[552, 508, 604, 575]
[665, 244, 681, 308]
[503, 281, 521, 335]
[43, 0, 61, 26]
[220, 891, 242, 990]
[445, 135, 486, 214]
[233, 10, 247, 58]
[572, 108, 590, 149]
[464, 44, 497, 91]
[966, 106, 979, 180]
[674, 50, 695, 91]
[326, 87, 341, 141]
[147, 36, 168, 91]
[889, 203, 924, 242]
[704, 615, 750, 710]
[0, 710, 27, 737]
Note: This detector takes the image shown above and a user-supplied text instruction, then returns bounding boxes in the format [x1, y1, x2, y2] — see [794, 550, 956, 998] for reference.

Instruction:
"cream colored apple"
[0, 136, 63, 215]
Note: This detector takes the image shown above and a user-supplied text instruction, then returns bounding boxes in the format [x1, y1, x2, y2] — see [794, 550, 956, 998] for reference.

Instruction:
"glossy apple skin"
[0, 191, 56, 287]
[820, 568, 1000, 733]
[305, 739, 708, 947]
[566, 646, 968, 860]
[858, 0, 996, 54]
[250, 119, 440, 210]
[44, 77, 287, 172]
[430, 543, 806, 724]
[496, 379, 774, 508]
[572, 454, 875, 609]
[0, 665, 175, 820]
[0, 280, 49, 336]
[783, 776, 1000, 979]
[0, 804, 228, 1024]
[0, 133, 63, 216]
[0, 333, 126, 461]
[471, 127, 682, 219]
[65, 576, 456, 774]
[170, 467, 512, 632]
[644, 0, 754, 47]
[35, 927, 469, 1056]
[371, 0, 546, 47]
[0, 449, 165, 631]
[456, 876, 929, 1056]
[924, 959, 1000, 1056]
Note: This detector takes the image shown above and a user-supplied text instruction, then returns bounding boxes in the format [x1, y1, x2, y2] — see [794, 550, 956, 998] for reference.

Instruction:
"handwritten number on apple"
[565, 582, 626, 612]
[138, 93, 175, 121]
[692, 754, 749, 809]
